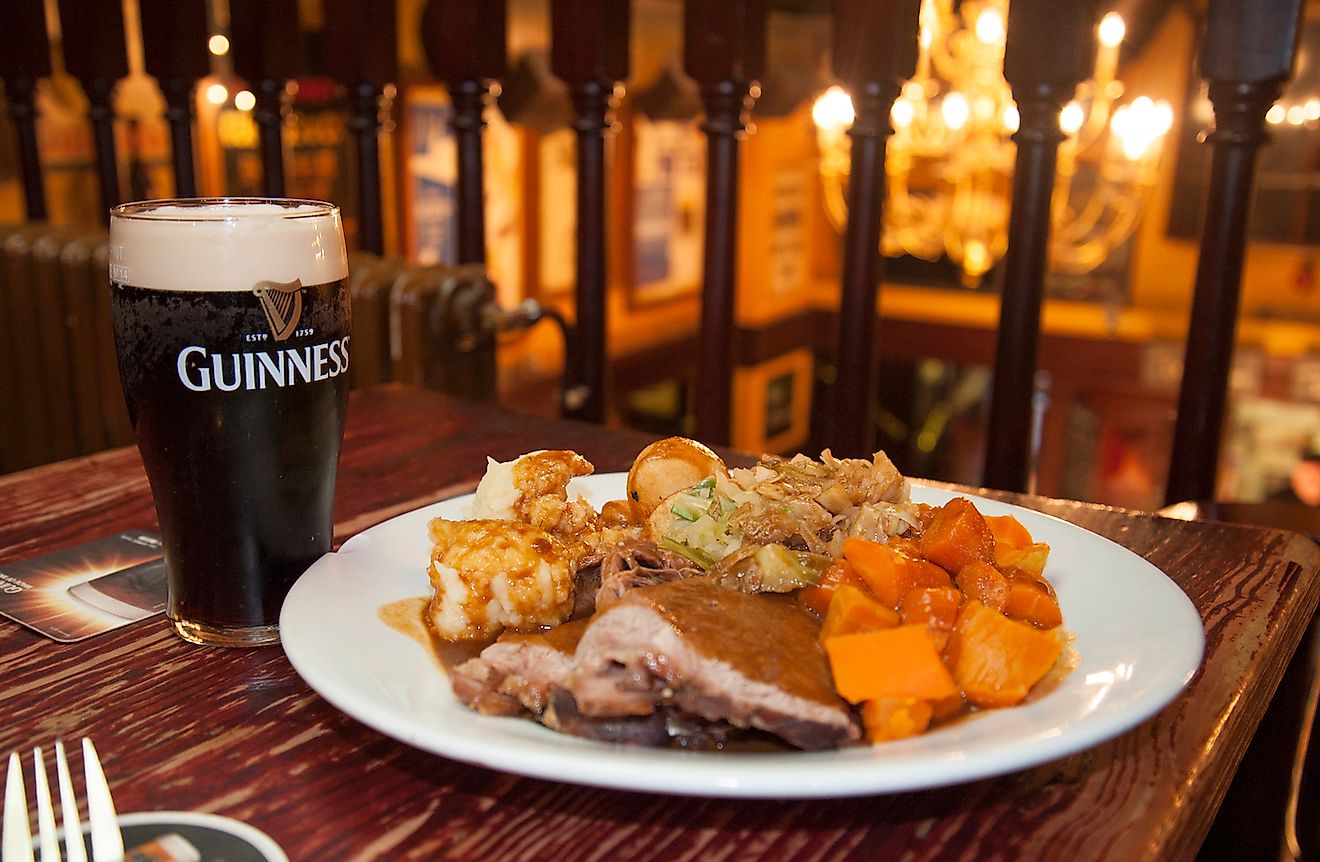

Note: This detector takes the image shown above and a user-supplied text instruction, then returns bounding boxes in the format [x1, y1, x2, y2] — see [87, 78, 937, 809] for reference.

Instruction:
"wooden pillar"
[230, 0, 303, 198]
[684, 0, 767, 446]
[0, 0, 51, 220]
[1165, 0, 1304, 505]
[139, 0, 209, 198]
[322, 0, 398, 255]
[421, 0, 507, 266]
[830, 0, 921, 459]
[981, 0, 1091, 493]
[550, 0, 629, 423]
[60, 0, 130, 221]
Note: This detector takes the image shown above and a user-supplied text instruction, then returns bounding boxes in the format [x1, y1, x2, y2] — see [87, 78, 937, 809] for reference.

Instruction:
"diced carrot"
[819, 584, 900, 642]
[899, 586, 961, 652]
[797, 559, 868, 616]
[887, 536, 923, 559]
[861, 697, 933, 742]
[824, 625, 959, 703]
[928, 692, 966, 722]
[1002, 570, 1063, 629]
[955, 560, 1010, 613]
[994, 541, 1051, 579]
[843, 538, 951, 609]
[945, 600, 1063, 708]
[919, 497, 995, 575]
[985, 514, 1033, 549]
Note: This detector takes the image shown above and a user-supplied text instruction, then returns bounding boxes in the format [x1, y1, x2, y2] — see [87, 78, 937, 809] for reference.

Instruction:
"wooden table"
[2, 384, 1317, 861]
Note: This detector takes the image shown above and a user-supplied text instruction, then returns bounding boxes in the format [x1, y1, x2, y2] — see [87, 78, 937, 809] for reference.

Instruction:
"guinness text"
[176, 337, 351, 392]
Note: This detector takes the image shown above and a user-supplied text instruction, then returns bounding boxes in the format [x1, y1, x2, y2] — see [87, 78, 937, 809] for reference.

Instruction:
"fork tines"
[2, 738, 120, 862]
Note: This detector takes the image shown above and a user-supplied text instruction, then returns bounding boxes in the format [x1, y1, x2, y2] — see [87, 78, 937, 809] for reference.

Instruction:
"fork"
[2, 739, 124, 862]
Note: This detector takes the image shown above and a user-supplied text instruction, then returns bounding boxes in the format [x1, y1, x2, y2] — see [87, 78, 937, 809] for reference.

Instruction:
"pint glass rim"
[111, 197, 340, 223]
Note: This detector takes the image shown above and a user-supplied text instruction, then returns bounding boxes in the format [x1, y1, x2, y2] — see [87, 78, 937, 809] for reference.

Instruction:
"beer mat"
[68, 811, 288, 862]
[0, 531, 166, 642]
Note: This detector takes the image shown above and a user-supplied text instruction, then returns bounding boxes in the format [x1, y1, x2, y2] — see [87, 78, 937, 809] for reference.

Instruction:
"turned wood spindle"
[0, 0, 52, 220]
[60, 0, 131, 221]
[421, 0, 507, 266]
[684, 0, 768, 446]
[321, 0, 398, 256]
[830, 0, 921, 459]
[981, 0, 1092, 493]
[138, 0, 209, 198]
[550, 0, 629, 423]
[1164, 0, 1305, 505]
[230, 0, 303, 198]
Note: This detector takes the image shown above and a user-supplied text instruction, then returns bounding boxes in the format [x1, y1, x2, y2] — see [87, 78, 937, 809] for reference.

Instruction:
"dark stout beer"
[110, 200, 350, 646]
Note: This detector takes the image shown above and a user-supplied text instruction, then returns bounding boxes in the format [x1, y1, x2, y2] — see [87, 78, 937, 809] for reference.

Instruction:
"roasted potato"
[626, 436, 727, 521]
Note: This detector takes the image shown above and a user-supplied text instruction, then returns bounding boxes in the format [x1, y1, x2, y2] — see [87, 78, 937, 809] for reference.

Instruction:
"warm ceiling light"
[208, 34, 230, 56]
[1098, 13, 1126, 49]
[1002, 103, 1020, 133]
[1266, 104, 1286, 125]
[941, 91, 970, 131]
[1059, 101, 1085, 135]
[974, 9, 1005, 45]
[205, 83, 228, 105]
[811, 86, 855, 132]
[891, 98, 915, 129]
[234, 90, 256, 111]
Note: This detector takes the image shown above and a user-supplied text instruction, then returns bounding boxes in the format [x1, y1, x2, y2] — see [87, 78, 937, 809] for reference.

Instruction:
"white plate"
[281, 474, 1204, 798]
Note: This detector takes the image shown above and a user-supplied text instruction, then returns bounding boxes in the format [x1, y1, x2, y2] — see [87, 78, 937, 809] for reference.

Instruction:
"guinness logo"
[253, 279, 303, 342]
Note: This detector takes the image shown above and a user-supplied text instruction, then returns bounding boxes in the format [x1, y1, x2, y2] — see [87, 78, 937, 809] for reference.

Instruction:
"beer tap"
[138, 0, 209, 198]
[321, 0, 398, 256]
[229, 0, 303, 198]
[684, 0, 768, 445]
[59, 0, 131, 223]
[0, 0, 52, 221]
[549, 0, 630, 424]
[420, 0, 507, 267]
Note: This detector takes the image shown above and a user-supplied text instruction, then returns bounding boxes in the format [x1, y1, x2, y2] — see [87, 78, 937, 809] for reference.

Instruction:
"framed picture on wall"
[731, 348, 814, 454]
[536, 127, 577, 297]
[1169, 12, 1320, 244]
[627, 114, 706, 305]
[400, 85, 457, 266]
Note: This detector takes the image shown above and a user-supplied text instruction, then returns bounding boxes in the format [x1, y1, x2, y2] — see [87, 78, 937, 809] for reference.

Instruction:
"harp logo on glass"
[254, 278, 304, 341]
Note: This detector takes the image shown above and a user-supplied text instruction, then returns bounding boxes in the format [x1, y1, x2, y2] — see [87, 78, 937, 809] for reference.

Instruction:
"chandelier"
[812, 0, 1174, 286]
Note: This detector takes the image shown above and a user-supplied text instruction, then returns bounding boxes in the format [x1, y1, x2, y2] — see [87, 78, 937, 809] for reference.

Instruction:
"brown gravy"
[377, 597, 484, 670]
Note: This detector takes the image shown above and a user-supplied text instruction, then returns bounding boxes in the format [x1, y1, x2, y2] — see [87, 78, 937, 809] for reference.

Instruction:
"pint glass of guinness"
[109, 199, 350, 647]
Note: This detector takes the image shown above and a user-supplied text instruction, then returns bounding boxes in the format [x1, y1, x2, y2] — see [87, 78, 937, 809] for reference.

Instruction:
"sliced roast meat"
[542, 689, 670, 745]
[450, 619, 589, 716]
[596, 540, 704, 610]
[571, 563, 602, 619]
[565, 578, 860, 750]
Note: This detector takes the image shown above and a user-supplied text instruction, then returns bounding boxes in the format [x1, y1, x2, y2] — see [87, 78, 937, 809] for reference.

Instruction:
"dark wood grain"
[1, 385, 1318, 861]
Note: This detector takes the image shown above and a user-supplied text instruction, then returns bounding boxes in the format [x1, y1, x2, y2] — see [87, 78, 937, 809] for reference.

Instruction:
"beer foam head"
[110, 199, 349, 292]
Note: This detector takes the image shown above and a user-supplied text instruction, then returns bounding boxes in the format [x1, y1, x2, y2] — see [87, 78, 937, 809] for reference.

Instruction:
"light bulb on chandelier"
[812, 1, 1175, 285]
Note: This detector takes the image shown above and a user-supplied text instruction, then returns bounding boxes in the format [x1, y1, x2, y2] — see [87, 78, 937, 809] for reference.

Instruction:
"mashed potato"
[426, 518, 574, 640]
[465, 449, 596, 538]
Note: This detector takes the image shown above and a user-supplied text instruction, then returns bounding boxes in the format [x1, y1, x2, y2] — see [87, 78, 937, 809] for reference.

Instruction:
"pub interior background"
[2, 0, 1320, 517]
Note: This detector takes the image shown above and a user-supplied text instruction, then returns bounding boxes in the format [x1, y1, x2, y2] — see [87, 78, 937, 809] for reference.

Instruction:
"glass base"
[169, 616, 280, 647]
